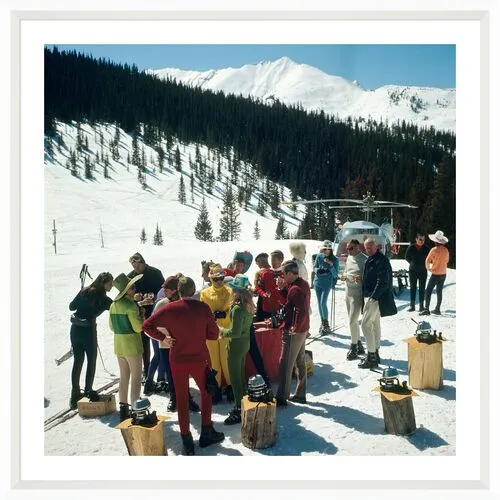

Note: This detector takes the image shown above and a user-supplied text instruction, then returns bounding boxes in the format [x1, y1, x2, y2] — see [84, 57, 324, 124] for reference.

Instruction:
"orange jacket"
[425, 246, 449, 275]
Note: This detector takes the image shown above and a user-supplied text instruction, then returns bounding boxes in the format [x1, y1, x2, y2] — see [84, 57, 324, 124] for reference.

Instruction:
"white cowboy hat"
[428, 230, 448, 244]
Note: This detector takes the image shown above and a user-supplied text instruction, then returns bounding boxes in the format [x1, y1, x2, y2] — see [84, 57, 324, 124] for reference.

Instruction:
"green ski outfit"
[220, 303, 253, 409]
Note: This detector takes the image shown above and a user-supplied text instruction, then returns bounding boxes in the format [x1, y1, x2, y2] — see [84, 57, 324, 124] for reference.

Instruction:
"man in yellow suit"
[200, 264, 233, 404]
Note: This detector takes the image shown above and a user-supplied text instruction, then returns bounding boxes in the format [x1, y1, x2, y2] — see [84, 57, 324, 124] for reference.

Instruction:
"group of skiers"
[67, 230, 450, 455]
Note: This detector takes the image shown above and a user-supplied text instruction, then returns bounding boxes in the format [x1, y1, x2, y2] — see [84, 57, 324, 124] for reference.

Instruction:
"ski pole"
[97, 342, 115, 377]
[330, 285, 335, 332]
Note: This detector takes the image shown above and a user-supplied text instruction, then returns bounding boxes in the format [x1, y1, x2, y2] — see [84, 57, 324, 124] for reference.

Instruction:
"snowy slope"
[149, 57, 456, 132]
[43, 120, 456, 458]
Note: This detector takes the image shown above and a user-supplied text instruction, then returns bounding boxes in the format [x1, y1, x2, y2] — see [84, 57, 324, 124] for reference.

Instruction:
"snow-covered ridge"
[148, 56, 455, 133]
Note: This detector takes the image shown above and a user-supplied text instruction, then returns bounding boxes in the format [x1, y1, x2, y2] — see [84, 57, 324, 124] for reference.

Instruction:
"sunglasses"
[347, 247, 355, 251]
[211, 277, 224, 282]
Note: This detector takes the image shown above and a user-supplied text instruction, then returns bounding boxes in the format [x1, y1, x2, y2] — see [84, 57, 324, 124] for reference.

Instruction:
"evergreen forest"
[44, 47, 456, 267]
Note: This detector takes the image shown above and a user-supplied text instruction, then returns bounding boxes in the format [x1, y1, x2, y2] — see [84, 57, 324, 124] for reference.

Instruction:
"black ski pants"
[409, 269, 427, 307]
[70, 323, 97, 393]
[425, 274, 446, 310]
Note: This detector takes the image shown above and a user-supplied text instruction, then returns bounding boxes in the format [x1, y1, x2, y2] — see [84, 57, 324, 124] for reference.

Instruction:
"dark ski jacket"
[280, 276, 311, 332]
[128, 264, 165, 319]
[362, 250, 397, 317]
[405, 243, 431, 273]
[69, 290, 112, 323]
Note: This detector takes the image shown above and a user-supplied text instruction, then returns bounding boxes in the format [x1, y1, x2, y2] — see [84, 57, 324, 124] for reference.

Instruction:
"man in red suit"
[142, 276, 225, 456]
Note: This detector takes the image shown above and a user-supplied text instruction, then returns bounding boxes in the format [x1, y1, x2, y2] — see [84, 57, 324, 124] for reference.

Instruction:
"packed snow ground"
[43, 122, 456, 456]
[44, 239, 456, 456]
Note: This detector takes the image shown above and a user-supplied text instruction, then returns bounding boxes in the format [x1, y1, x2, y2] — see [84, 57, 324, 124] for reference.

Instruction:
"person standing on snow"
[420, 230, 450, 316]
[358, 238, 397, 369]
[219, 274, 255, 425]
[68, 272, 114, 409]
[405, 233, 431, 312]
[274, 260, 311, 406]
[142, 276, 225, 456]
[199, 264, 234, 404]
[148, 275, 200, 413]
[109, 273, 145, 422]
[127, 252, 165, 382]
[340, 240, 368, 361]
[312, 240, 339, 335]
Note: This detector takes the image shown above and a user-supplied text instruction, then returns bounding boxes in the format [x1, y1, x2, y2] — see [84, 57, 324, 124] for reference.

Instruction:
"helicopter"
[282, 192, 418, 270]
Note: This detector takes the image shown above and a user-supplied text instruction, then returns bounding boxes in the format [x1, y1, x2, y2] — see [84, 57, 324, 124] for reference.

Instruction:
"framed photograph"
[6, 1, 494, 497]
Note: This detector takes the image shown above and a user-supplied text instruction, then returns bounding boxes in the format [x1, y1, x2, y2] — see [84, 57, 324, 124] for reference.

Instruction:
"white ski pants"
[361, 298, 381, 353]
[345, 288, 363, 344]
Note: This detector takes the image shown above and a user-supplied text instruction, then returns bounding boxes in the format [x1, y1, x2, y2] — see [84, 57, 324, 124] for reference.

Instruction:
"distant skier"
[68, 272, 114, 409]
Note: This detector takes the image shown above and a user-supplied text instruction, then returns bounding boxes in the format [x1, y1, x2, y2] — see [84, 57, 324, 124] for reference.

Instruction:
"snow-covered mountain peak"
[149, 57, 455, 132]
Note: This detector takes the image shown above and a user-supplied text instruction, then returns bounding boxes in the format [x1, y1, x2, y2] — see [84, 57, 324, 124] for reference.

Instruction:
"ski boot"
[407, 302, 415, 312]
[167, 393, 177, 412]
[119, 402, 131, 422]
[223, 407, 242, 425]
[199, 424, 225, 448]
[319, 319, 331, 336]
[358, 352, 378, 369]
[83, 389, 100, 402]
[143, 378, 156, 396]
[346, 343, 358, 361]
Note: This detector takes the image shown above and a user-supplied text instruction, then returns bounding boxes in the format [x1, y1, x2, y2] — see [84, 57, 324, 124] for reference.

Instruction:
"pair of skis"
[44, 377, 119, 432]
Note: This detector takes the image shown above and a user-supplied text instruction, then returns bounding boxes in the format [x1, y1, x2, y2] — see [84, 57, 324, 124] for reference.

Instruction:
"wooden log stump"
[241, 395, 276, 449]
[115, 415, 169, 456]
[404, 336, 444, 390]
[374, 387, 418, 436]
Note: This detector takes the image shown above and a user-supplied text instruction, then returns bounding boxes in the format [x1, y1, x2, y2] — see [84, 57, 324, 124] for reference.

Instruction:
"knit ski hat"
[113, 273, 143, 301]
[320, 240, 333, 250]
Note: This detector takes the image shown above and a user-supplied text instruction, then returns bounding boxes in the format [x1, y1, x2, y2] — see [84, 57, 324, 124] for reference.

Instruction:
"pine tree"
[253, 220, 261, 240]
[157, 146, 165, 173]
[219, 183, 241, 241]
[178, 175, 186, 204]
[153, 224, 163, 246]
[140, 228, 147, 244]
[174, 146, 182, 172]
[275, 217, 286, 239]
[131, 133, 140, 166]
[194, 198, 214, 241]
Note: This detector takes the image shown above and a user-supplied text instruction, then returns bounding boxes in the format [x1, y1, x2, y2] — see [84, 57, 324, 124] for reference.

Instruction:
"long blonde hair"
[231, 288, 256, 315]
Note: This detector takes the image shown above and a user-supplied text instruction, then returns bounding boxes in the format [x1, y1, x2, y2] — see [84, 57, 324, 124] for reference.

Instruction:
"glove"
[214, 310, 227, 319]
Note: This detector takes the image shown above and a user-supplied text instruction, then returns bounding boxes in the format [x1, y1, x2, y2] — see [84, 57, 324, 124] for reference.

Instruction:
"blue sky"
[49, 44, 456, 89]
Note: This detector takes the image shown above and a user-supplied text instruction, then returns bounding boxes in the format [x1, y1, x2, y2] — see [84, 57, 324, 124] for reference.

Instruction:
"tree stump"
[115, 415, 169, 456]
[241, 396, 276, 449]
[374, 387, 418, 436]
[404, 336, 444, 390]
